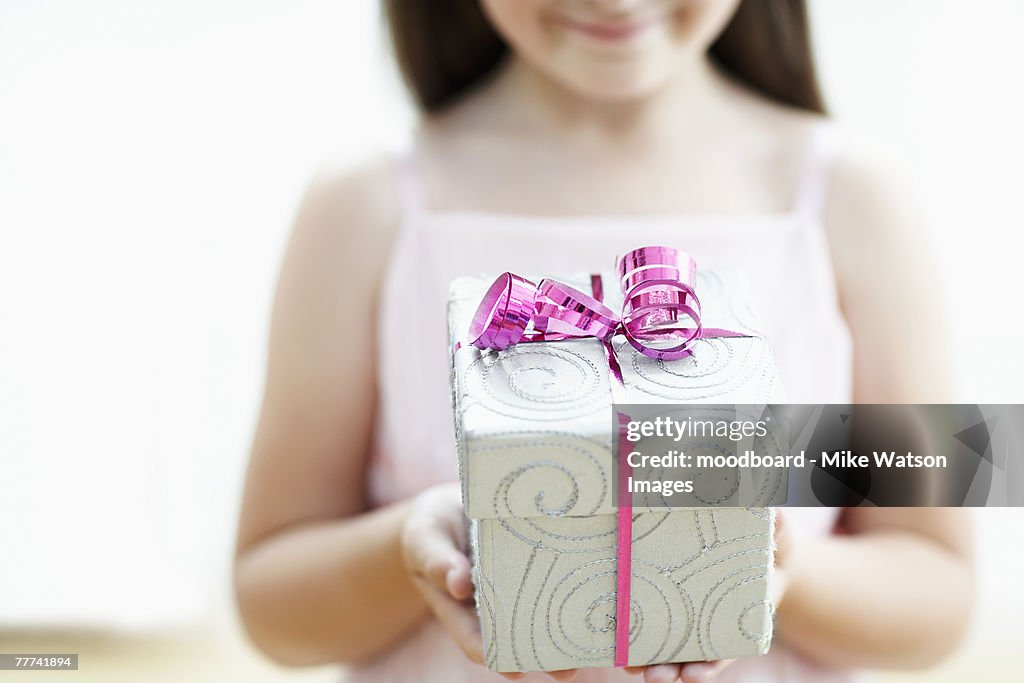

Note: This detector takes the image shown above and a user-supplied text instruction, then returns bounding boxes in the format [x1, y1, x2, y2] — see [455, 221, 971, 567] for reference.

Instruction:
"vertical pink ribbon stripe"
[591, 274, 633, 668]
[613, 412, 634, 667]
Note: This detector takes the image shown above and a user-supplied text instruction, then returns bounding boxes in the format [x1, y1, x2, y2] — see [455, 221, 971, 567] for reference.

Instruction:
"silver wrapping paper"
[448, 269, 779, 672]
[470, 509, 774, 671]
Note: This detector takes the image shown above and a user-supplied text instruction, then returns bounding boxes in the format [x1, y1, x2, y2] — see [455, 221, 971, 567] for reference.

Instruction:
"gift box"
[448, 256, 781, 672]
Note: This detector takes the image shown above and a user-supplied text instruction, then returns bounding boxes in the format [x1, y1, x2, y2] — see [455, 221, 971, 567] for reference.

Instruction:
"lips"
[551, 12, 668, 42]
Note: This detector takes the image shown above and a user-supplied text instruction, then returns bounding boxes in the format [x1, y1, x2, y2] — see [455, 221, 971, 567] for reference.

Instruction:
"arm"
[777, 508, 973, 669]
[774, 143, 974, 669]
[233, 159, 428, 666]
[234, 159, 576, 680]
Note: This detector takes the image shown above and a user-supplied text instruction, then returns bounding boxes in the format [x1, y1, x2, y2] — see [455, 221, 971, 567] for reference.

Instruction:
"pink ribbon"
[469, 245, 726, 361]
[466, 246, 748, 667]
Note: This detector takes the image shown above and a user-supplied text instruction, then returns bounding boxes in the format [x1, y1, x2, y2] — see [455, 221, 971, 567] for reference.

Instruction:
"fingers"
[402, 484, 473, 596]
[679, 659, 734, 683]
[445, 555, 474, 601]
[628, 659, 734, 683]
[644, 663, 682, 683]
[770, 509, 791, 604]
[403, 485, 487, 666]
[412, 574, 484, 664]
[773, 508, 790, 566]
[428, 483, 471, 553]
[403, 513, 469, 595]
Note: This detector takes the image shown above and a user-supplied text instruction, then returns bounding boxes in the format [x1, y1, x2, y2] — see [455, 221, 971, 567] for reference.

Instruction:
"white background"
[1, 0, 1022, 676]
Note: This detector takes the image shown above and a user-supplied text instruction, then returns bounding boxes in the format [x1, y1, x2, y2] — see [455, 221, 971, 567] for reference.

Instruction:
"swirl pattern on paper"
[468, 432, 611, 520]
[463, 344, 610, 422]
[473, 509, 773, 671]
[620, 336, 779, 402]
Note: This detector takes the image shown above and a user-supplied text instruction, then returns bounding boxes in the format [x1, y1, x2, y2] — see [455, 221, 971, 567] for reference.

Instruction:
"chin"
[550, 62, 679, 103]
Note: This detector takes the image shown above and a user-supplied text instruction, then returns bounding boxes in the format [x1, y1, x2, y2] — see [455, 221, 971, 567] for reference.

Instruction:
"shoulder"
[826, 133, 920, 228]
[290, 154, 403, 261]
[817, 132, 951, 400]
[279, 154, 403, 303]
[821, 132, 926, 277]
[268, 153, 405, 359]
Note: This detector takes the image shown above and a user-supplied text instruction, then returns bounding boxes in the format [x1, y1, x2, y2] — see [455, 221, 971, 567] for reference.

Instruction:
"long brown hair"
[383, 0, 826, 115]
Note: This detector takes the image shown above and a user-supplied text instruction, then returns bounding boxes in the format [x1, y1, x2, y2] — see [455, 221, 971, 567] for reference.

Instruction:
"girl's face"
[481, 0, 741, 101]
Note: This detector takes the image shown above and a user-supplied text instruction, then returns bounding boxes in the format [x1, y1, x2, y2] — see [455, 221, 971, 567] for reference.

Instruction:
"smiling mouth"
[550, 11, 669, 42]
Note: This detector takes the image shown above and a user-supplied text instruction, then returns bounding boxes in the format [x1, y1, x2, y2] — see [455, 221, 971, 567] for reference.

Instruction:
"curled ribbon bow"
[470, 245, 724, 360]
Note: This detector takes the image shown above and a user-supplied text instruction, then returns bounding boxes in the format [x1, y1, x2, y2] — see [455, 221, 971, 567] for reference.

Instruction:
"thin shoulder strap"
[792, 122, 839, 218]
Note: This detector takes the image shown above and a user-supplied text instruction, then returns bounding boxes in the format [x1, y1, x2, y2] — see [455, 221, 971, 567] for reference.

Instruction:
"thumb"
[403, 510, 471, 597]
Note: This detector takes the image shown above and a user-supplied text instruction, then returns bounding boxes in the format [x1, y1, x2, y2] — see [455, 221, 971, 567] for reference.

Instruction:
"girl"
[234, 1, 974, 682]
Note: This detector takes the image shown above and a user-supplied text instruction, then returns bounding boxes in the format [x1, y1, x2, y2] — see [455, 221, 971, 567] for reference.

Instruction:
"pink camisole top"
[349, 124, 859, 683]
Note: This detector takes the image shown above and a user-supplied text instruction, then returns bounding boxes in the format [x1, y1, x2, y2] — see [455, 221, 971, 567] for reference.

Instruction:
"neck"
[485, 53, 735, 144]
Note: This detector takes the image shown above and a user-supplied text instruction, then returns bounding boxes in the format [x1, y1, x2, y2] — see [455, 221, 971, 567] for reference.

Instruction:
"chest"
[418, 137, 804, 217]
